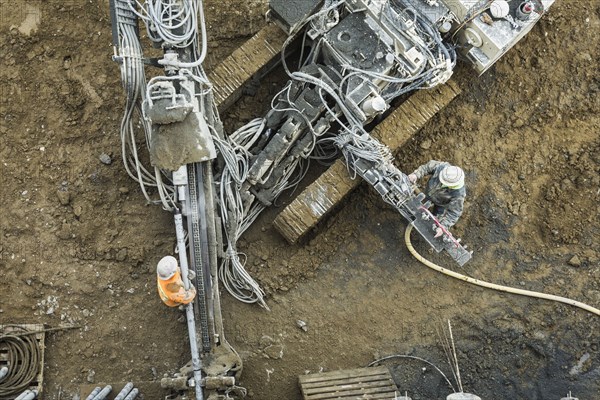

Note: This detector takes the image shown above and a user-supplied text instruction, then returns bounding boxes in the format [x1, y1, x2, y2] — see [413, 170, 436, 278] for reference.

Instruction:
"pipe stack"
[85, 382, 139, 400]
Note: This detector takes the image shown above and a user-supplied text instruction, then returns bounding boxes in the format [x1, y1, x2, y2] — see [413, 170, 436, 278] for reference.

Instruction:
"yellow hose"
[404, 225, 600, 317]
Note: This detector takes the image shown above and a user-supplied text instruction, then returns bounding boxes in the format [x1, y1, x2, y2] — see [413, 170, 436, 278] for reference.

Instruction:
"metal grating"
[299, 366, 400, 400]
[0, 324, 45, 400]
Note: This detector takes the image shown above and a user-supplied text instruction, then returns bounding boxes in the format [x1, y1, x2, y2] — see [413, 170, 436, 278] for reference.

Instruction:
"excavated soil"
[1, 0, 599, 399]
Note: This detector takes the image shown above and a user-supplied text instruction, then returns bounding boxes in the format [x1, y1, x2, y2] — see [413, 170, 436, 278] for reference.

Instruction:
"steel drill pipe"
[123, 388, 139, 400]
[84, 386, 101, 400]
[15, 389, 38, 400]
[114, 382, 134, 400]
[91, 385, 112, 400]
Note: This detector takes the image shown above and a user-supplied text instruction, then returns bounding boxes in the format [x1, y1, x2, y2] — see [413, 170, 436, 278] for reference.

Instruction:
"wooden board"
[0, 324, 45, 400]
[273, 80, 462, 244]
[209, 23, 287, 112]
[299, 366, 399, 400]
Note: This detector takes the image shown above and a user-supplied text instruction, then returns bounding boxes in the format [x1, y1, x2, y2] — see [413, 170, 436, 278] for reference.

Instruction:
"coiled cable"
[0, 326, 41, 398]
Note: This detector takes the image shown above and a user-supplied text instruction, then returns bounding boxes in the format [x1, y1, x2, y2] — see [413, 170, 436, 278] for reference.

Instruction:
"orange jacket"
[157, 268, 197, 307]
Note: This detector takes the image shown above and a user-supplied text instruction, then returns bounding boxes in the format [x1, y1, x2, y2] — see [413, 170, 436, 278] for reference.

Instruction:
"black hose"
[0, 326, 41, 398]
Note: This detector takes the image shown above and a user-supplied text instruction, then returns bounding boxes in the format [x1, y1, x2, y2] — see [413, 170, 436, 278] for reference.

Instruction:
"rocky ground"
[0, 0, 598, 399]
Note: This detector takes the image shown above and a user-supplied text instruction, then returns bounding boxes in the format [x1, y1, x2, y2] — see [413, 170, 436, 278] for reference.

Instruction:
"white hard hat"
[157, 256, 178, 280]
[439, 165, 465, 189]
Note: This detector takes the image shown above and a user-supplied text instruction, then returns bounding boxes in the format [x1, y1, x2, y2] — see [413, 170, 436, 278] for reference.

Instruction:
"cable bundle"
[0, 326, 41, 399]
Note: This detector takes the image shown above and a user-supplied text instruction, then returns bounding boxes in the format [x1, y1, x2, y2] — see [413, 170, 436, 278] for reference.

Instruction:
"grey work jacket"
[412, 160, 466, 228]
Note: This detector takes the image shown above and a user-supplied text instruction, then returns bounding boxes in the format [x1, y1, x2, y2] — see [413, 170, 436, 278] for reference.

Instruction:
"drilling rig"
[109, 0, 554, 398]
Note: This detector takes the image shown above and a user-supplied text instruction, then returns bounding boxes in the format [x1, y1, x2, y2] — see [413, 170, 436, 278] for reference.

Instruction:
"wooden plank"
[305, 386, 398, 400]
[353, 393, 401, 399]
[299, 367, 399, 400]
[303, 379, 397, 395]
[274, 79, 462, 244]
[301, 374, 394, 389]
[208, 23, 287, 112]
[299, 366, 390, 384]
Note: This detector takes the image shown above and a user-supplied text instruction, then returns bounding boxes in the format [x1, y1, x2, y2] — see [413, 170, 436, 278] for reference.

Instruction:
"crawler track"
[273, 80, 462, 243]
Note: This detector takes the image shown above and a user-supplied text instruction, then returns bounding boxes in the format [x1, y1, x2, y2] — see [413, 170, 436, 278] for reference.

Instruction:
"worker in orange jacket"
[157, 255, 196, 307]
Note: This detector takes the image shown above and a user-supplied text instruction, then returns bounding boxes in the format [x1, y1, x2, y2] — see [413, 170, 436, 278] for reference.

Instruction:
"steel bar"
[114, 382, 134, 400]
[175, 210, 204, 400]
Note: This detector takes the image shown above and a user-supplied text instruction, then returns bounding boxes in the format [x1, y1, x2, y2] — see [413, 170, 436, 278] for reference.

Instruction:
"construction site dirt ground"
[1, 0, 599, 399]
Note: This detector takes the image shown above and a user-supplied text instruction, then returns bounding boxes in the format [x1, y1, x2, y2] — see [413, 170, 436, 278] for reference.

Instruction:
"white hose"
[404, 225, 600, 316]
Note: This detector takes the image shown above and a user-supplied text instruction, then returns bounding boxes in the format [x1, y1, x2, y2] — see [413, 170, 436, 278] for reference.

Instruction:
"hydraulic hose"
[404, 225, 600, 317]
[0, 327, 41, 398]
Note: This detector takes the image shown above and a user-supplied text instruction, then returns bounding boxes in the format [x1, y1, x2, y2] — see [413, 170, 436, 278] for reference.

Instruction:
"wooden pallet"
[273, 80, 462, 244]
[0, 324, 45, 400]
[299, 366, 400, 400]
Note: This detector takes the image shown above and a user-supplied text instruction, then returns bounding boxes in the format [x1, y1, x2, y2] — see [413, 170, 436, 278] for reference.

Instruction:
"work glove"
[434, 227, 444, 238]
[408, 173, 417, 184]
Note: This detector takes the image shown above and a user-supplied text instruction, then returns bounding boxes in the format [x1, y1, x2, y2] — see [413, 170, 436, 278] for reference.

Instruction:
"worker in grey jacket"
[408, 160, 466, 237]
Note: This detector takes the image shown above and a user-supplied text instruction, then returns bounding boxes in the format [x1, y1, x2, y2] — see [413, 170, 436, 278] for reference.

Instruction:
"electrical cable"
[404, 225, 600, 316]
[368, 354, 456, 393]
[116, 0, 214, 211]
[214, 0, 456, 305]
[0, 325, 77, 398]
[0, 330, 39, 398]
[112, 0, 458, 306]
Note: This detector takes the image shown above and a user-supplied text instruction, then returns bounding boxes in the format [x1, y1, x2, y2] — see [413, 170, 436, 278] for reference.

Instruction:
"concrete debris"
[57, 189, 71, 205]
[263, 344, 284, 359]
[568, 255, 581, 267]
[38, 295, 59, 315]
[569, 352, 591, 375]
[296, 319, 308, 332]
[99, 153, 112, 165]
[116, 248, 128, 261]
[259, 335, 275, 348]
[86, 369, 95, 383]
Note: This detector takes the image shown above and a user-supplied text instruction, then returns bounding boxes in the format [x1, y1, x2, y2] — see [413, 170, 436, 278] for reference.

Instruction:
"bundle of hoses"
[0, 326, 41, 398]
[404, 225, 600, 316]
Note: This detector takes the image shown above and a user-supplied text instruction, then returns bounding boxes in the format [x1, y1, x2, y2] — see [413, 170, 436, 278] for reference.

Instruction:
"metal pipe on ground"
[114, 382, 134, 400]
[91, 385, 112, 400]
[123, 388, 139, 400]
[175, 210, 204, 400]
[84, 387, 102, 400]
[15, 389, 38, 400]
